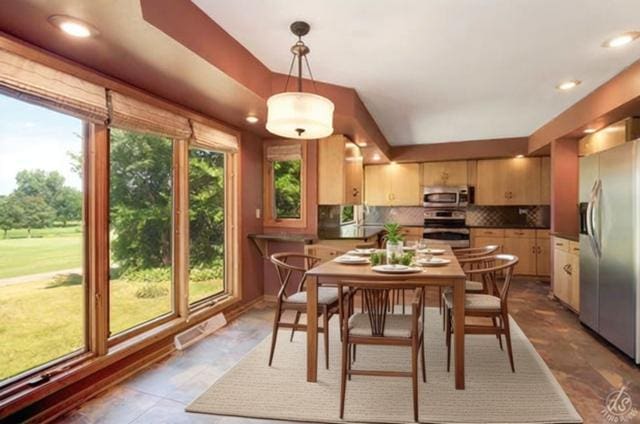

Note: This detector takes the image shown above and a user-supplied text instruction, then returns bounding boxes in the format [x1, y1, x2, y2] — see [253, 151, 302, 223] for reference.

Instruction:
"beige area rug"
[187, 308, 582, 424]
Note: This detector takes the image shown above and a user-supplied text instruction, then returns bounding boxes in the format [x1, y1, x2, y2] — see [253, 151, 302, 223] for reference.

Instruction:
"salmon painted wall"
[550, 139, 579, 236]
[240, 131, 265, 303]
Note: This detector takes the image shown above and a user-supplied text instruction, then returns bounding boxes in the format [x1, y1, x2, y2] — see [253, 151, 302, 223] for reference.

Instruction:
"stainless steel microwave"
[423, 186, 470, 208]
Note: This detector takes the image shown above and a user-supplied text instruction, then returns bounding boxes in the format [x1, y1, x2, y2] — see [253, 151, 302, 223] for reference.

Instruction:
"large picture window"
[108, 129, 174, 336]
[188, 148, 226, 304]
[0, 93, 86, 383]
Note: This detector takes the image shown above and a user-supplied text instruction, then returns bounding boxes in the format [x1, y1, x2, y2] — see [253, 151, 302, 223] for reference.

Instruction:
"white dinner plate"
[371, 264, 422, 274]
[416, 257, 451, 267]
[347, 248, 377, 256]
[402, 245, 417, 251]
[417, 248, 446, 255]
[335, 255, 369, 264]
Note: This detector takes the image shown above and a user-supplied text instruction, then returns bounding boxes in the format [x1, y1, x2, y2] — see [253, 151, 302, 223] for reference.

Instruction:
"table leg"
[453, 278, 465, 389]
[306, 275, 318, 382]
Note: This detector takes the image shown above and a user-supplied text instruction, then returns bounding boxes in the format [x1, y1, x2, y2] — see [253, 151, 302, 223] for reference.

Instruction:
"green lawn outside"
[0, 275, 223, 381]
[0, 236, 82, 278]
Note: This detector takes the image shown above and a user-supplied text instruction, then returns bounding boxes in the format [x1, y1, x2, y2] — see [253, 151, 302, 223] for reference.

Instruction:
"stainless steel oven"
[423, 186, 470, 208]
[422, 209, 470, 248]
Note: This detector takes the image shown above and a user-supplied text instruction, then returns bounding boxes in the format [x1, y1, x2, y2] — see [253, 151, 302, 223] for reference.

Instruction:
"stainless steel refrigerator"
[579, 139, 640, 363]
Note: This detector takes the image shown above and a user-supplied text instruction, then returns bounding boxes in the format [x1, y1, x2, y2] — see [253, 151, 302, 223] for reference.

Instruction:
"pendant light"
[266, 21, 334, 140]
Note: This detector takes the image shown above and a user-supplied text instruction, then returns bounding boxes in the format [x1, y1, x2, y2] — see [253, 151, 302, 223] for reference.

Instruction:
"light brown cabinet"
[553, 237, 580, 312]
[421, 160, 468, 186]
[364, 163, 421, 206]
[471, 228, 549, 277]
[476, 158, 543, 205]
[318, 135, 362, 205]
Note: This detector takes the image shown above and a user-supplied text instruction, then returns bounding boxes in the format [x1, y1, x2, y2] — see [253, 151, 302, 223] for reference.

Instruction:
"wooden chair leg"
[402, 289, 406, 315]
[352, 344, 357, 364]
[503, 311, 515, 372]
[268, 303, 282, 366]
[289, 311, 301, 342]
[347, 342, 352, 381]
[411, 340, 419, 422]
[338, 291, 344, 342]
[420, 335, 426, 383]
[438, 286, 443, 315]
[323, 305, 330, 370]
[491, 316, 503, 350]
[340, 332, 348, 418]
[445, 308, 452, 372]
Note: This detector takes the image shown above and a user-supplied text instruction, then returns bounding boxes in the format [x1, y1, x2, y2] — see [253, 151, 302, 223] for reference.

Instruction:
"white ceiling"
[193, 0, 640, 145]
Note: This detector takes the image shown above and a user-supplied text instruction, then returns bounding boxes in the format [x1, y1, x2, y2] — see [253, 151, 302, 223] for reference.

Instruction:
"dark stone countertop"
[550, 231, 579, 242]
[317, 225, 385, 240]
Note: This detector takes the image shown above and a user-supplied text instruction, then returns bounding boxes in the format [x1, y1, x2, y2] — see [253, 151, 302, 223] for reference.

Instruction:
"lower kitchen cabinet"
[552, 237, 580, 312]
[471, 228, 550, 277]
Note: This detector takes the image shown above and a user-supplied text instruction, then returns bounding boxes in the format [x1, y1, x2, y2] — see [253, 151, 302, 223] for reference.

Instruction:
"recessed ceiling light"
[515, 154, 524, 158]
[602, 32, 640, 48]
[584, 128, 597, 134]
[245, 115, 259, 124]
[556, 80, 581, 91]
[371, 153, 381, 161]
[357, 141, 368, 147]
[48, 15, 98, 38]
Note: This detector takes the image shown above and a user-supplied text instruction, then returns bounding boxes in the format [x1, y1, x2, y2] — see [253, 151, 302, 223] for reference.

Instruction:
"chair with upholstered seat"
[338, 281, 425, 422]
[439, 245, 501, 316]
[268, 253, 346, 369]
[443, 254, 519, 372]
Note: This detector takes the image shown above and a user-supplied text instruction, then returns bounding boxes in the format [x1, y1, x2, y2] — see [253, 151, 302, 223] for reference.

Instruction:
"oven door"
[423, 191, 459, 208]
[422, 228, 470, 248]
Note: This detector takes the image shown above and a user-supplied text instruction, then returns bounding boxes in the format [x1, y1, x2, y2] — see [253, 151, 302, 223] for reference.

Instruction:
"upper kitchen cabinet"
[318, 135, 363, 205]
[421, 160, 468, 186]
[476, 157, 543, 205]
[364, 163, 421, 206]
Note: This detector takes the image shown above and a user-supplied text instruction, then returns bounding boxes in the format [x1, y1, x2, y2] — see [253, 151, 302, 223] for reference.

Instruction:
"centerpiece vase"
[386, 240, 404, 264]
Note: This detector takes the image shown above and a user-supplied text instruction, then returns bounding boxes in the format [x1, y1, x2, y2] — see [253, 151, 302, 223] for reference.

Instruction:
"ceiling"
[0, 0, 267, 133]
[193, 0, 640, 145]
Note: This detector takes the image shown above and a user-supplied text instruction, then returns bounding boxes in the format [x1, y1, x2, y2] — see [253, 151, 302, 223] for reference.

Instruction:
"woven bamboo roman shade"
[108, 90, 191, 139]
[265, 143, 302, 162]
[0, 49, 108, 123]
[190, 120, 239, 153]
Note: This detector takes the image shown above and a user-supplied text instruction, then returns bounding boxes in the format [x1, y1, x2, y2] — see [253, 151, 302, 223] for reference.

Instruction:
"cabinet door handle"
[537, 246, 542, 254]
[562, 264, 572, 276]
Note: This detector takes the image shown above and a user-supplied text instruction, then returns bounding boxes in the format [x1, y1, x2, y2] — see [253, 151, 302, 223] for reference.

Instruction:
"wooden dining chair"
[337, 281, 426, 422]
[443, 254, 519, 372]
[440, 244, 501, 316]
[268, 253, 345, 369]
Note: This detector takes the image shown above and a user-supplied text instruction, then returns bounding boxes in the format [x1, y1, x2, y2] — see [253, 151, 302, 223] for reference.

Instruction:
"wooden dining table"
[304, 245, 469, 389]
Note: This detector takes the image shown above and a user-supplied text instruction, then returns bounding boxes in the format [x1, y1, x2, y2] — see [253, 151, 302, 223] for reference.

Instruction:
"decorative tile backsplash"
[465, 205, 550, 228]
[360, 205, 550, 228]
[362, 207, 424, 226]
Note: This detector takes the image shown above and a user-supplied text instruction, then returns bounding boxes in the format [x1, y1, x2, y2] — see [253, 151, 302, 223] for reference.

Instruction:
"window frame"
[263, 139, 307, 229]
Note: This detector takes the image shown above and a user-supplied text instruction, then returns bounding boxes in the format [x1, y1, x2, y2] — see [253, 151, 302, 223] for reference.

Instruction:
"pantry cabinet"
[318, 135, 362, 205]
[364, 163, 421, 206]
[552, 237, 580, 312]
[475, 158, 543, 205]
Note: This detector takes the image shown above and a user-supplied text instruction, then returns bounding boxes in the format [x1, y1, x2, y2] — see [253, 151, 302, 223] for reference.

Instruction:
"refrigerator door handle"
[586, 179, 599, 256]
[590, 178, 602, 257]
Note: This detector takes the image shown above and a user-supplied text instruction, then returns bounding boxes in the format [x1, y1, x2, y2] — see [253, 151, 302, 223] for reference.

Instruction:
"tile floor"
[54, 279, 640, 424]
